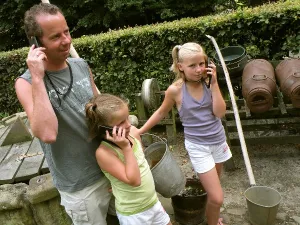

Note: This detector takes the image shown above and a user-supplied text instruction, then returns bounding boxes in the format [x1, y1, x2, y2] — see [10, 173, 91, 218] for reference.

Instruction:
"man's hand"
[26, 45, 47, 81]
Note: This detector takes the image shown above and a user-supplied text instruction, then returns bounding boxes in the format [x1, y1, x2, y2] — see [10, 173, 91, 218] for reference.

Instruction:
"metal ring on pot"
[215, 54, 249, 78]
[213, 46, 246, 64]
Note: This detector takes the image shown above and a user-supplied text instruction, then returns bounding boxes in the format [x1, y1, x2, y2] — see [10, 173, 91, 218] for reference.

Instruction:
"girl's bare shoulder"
[167, 79, 183, 94]
[96, 142, 118, 158]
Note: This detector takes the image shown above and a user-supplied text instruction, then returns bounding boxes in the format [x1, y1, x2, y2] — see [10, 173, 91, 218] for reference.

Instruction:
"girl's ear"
[177, 63, 183, 72]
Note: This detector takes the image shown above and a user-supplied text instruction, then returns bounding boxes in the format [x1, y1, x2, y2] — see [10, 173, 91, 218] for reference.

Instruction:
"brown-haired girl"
[85, 94, 172, 225]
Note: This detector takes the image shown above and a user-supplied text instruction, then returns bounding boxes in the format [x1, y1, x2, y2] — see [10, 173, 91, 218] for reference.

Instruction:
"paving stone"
[227, 207, 247, 216]
[241, 222, 251, 225]
[292, 216, 300, 225]
[277, 212, 287, 220]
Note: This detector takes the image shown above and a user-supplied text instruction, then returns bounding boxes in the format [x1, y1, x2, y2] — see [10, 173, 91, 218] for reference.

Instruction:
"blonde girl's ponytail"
[170, 45, 182, 81]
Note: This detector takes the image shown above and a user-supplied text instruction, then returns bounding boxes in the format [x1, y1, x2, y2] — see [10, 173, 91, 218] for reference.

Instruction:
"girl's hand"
[26, 45, 47, 81]
[206, 60, 217, 85]
[105, 126, 131, 150]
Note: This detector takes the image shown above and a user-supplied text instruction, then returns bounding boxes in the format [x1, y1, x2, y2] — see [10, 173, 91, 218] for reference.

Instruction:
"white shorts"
[116, 201, 170, 225]
[185, 139, 232, 174]
[59, 177, 112, 225]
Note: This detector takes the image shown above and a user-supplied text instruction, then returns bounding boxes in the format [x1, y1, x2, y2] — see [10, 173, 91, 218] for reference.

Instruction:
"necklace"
[45, 61, 73, 107]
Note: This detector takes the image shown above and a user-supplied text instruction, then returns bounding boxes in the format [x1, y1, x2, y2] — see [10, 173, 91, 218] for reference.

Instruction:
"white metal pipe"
[206, 35, 256, 186]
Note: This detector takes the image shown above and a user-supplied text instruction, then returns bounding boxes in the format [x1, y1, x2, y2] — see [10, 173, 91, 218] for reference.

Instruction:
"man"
[15, 3, 112, 225]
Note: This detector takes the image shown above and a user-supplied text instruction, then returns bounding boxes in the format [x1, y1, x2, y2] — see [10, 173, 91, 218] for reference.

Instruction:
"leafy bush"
[0, 0, 299, 115]
[0, 0, 226, 51]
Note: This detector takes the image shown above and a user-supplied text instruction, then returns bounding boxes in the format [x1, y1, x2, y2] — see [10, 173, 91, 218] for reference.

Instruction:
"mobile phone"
[29, 36, 41, 48]
[206, 57, 211, 68]
[203, 57, 212, 88]
[99, 125, 119, 136]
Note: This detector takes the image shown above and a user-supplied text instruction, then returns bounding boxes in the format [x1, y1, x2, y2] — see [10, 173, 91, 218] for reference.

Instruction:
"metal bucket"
[245, 186, 282, 225]
[213, 46, 248, 78]
[275, 59, 300, 108]
[242, 59, 277, 113]
[143, 134, 186, 198]
[171, 178, 207, 225]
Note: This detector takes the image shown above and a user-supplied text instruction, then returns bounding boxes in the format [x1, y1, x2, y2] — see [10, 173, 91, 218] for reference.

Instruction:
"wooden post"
[135, 93, 152, 146]
[165, 107, 177, 147]
[222, 118, 236, 171]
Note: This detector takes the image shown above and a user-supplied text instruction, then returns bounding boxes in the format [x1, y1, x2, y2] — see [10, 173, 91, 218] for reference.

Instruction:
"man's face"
[36, 12, 71, 64]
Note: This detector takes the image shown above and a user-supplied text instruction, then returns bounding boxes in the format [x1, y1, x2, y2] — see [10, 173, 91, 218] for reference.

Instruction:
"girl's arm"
[96, 144, 141, 187]
[207, 63, 226, 118]
[96, 128, 141, 186]
[138, 85, 177, 134]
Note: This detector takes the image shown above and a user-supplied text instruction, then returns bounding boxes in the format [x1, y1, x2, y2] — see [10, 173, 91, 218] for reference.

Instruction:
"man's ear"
[177, 63, 183, 72]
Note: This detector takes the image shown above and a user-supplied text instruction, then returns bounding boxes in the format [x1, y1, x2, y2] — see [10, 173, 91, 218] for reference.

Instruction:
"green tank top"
[102, 137, 158, 215]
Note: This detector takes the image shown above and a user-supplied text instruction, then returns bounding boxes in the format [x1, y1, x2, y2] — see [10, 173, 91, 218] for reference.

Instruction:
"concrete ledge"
[0, 183, 36, 225]
[0, 183, 28, 211]
[27, 173, 59, 204]
[0, 173, 71, 225]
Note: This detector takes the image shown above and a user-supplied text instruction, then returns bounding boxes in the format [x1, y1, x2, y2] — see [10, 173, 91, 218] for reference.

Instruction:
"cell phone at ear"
[206, 57, 212, 88]
[99, 125, 119, 136]
[29, 36, 41, 48]
[206, 57, 211, 68]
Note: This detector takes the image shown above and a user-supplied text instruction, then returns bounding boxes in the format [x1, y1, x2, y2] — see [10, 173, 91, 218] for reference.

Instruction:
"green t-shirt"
[102, 137, 158, 215]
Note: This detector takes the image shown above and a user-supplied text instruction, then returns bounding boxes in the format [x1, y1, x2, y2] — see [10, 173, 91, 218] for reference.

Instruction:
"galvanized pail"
[213, 45, 248, 78]
[143, 134, 186, 198]
[245, 186, 281, 225]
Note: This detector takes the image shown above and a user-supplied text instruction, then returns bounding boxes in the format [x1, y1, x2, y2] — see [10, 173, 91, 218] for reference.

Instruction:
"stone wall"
[0, 173, 72, 225]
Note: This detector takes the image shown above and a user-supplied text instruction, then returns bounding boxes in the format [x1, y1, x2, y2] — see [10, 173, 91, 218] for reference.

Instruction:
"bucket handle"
[252, 74, 267, 80]
[293, 72, 300, 78]
[140, 133, 168, 146]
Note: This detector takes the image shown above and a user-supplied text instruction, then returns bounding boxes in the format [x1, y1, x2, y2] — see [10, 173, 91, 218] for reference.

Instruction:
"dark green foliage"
[0, 0, 299, 115]
[0, 0, 262, 51]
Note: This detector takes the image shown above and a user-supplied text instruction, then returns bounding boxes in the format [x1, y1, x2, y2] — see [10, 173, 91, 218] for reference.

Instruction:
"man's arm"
[15, 78, 58, 143]
[15, 46, 58, 143]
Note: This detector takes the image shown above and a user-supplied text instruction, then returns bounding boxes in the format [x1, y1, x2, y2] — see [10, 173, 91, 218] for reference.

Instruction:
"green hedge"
[0, 0, 299, 116]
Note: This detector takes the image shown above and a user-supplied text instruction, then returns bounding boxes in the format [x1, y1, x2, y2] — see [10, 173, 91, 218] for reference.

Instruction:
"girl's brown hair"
[85, 94, 127, 140]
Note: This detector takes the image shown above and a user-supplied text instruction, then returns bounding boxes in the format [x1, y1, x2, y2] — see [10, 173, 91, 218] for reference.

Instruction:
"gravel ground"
[152, 128, 300, 225]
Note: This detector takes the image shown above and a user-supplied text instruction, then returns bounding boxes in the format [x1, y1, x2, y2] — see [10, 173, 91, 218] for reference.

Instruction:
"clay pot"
[242, 59, 276, 113]
[275, 59, 300, 108]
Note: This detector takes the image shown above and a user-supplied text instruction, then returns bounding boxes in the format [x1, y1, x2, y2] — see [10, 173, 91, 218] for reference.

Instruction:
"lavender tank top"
[178, 82, 226, 145]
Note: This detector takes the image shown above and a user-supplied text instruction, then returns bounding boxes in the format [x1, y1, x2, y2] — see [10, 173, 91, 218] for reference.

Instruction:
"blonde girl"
[138, 42, 232, 225]
[85, 94, 172, 225]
